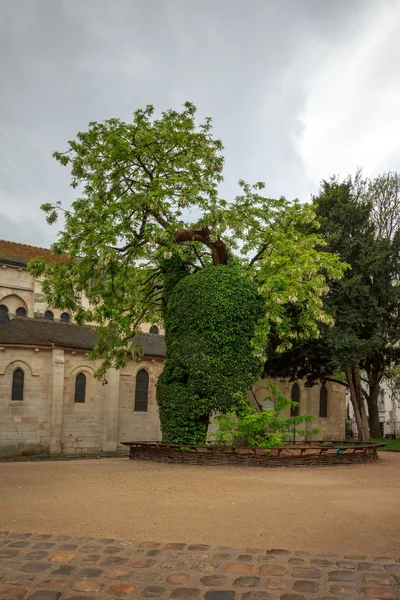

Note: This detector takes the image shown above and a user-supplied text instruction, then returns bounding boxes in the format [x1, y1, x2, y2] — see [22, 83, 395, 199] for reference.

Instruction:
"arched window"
[60, 312, 71, 323]
[16, 307, 27, 317]
[290, 382, 300, 417]
[12, 368, 24, 401]
[149, 325, 159, 334]
[44, 310, 54, 321]
[134, 369, 149, 412]
[74, 373, 86, 403]
[0, 305, 9, 323]
[319, 384, 328, 418]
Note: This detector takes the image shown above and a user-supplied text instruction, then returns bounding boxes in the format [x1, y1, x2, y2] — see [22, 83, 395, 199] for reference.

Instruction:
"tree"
[360, 171, 400, 437]
[386, 365, 400, 410]
[157, 263, 265, 443]
[264, 171, 400, 441]
[368, 171, 400, 239]
[29, 103, 345, 444]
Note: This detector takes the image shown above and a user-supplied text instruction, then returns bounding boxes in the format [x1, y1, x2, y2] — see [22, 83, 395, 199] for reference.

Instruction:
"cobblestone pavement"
[0, 531, 399, 600]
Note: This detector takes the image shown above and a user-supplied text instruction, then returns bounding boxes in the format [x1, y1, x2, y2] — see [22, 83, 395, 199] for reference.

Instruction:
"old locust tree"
[31, 103, 344, 444]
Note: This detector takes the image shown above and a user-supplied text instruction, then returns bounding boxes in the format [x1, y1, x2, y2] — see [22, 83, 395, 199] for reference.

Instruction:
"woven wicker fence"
[121, 441, 385, 467]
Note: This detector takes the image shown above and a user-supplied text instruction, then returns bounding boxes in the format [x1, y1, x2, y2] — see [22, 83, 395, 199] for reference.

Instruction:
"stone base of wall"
[0, 448, 130, 462]
[122, 441, 384, 467]
[0, 443, 51, 459]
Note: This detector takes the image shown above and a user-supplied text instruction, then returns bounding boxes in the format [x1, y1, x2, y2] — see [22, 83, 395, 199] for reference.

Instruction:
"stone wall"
[118, 359, 163, 446]
[0, 346, 52, 456]
[0, 346, 163, 458]
[0, 263, 90, 321]
[0, 265, 34, 316]
[0, 343, 346, 457]
[0, 263, 164, 458]
[60, 354, 106, 455]
[249, 378, 346, 441]
[0, 264, 166, 333]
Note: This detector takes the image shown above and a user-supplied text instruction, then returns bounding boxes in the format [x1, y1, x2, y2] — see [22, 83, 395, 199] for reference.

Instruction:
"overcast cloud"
[1, 0, 399, 246]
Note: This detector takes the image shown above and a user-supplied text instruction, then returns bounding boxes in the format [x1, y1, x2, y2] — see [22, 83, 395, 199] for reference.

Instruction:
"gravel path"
[1, 453, 399, 558]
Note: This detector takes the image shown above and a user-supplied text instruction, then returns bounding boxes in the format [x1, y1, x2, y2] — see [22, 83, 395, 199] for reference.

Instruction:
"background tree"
[30, 103, 345, 444]
[361, 171, 400, 436]
[368, 171, 400, 239]
[385, 365, 400, 410]
[264, 171, 400, 440]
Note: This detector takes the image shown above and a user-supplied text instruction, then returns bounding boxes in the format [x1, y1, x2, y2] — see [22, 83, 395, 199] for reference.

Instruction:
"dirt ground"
[0, 453, 399, 558]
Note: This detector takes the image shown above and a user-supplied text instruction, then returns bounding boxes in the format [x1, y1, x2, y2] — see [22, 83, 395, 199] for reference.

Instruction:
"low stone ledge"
[121, 441, 385, 467]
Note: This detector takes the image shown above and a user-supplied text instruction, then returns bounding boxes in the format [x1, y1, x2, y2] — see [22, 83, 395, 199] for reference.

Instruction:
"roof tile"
[0, 239, 66, 265]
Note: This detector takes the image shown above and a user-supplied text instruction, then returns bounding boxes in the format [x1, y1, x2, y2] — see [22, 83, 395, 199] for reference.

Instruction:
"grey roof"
[0, 317, 166, 357]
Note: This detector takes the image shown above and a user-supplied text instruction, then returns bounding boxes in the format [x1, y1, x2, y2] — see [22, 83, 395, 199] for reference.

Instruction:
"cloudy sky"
[1, 0, 400, 247]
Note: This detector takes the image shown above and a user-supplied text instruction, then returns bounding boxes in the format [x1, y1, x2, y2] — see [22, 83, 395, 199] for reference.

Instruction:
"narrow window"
[12, 368, 24, 401]
[0, 305, 8, 323]
[319, 384, 328, 418]
[290, 382, 300, 417]
[149, 325, 159, 334]
[60, 312, 70, 323]
[16, 307, 27, 317]
[134, 369, 149, 412]
[44, 310, 54, 320]
[74, 372, 86, 403]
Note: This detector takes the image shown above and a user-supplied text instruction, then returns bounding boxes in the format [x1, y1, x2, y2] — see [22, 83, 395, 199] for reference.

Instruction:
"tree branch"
[175, 227, 228, 265]
[249, 244, 268, 266]
[191, 243, 205, 268]
[151, 212, 169, 229]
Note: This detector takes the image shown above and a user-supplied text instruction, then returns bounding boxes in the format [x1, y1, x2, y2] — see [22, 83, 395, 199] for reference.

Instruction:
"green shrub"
[208, 381, 320, 448]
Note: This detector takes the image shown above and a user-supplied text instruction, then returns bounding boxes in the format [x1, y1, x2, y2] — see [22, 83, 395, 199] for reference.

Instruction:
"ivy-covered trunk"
[156, 380, 211, 445]
[156, 260, 264, 445]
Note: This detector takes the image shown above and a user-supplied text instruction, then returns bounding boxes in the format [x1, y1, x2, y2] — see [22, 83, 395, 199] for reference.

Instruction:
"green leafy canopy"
[263, 170, 400, 440]
[29, 103, 346, 377]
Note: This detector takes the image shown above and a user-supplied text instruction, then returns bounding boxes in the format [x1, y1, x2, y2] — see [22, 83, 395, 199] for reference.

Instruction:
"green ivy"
[156, 263, 264, 444]
[159, 254, 191, 318]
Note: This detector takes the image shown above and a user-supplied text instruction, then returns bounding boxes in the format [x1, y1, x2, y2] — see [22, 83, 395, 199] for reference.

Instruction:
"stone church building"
[0, 240, 346, 458]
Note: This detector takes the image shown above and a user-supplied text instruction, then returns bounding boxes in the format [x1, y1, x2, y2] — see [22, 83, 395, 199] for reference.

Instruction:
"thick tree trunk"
[346, 367, 364, 440]
[346, 366, 371, 442]
[366, 370, 382, 439]
[353, 366, 370, 440]
[156, 364, 212, 445]
[174, 227, 228, 266]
